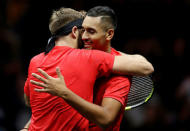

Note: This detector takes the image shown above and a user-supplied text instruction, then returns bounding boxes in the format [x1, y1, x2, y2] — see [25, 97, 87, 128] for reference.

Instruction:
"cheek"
[95, 37, 105, 45]
[92, 39, 105, 49]
[90, 34, 106, 49]
[99, 38, 106, 44]
[92, 35, 105, 43]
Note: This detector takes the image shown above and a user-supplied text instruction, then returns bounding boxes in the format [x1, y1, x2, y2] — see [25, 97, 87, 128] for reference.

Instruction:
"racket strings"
[129, 84, 152, 92]
[130, 80, 152, 90]
[128, 91, 151, 98]
[126, 76, 153, 107]
[127, 95, 150, 103]
[129, 86, 152, 95]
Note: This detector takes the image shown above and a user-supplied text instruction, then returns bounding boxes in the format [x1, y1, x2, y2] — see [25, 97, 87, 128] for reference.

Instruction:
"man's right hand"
[30, 67, 69, 97]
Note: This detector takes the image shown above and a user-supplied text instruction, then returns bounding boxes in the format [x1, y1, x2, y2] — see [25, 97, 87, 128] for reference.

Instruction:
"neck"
[55, 35, 77, 48]
[103, 42, 112, 53]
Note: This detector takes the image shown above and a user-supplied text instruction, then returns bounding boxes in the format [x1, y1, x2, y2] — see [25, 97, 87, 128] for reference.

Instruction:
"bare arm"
[21, 94, 31, 130]
[29, 52, 154, 127]
[24, 94, 30, 107]
[31, 68, 122, 128]
[20, 118, 31, 131]
[113, 52, 154, 76]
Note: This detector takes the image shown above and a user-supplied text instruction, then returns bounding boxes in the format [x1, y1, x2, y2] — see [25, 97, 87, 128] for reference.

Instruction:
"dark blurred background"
[0, 0, 190, 130]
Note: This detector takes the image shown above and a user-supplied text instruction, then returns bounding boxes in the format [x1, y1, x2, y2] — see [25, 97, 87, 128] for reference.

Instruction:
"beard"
[77, 31, 84, 49]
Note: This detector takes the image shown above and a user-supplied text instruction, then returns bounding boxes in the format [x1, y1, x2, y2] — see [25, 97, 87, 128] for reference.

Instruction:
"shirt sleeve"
[89, 50, 115, 77]
[103, 76, 131, 106]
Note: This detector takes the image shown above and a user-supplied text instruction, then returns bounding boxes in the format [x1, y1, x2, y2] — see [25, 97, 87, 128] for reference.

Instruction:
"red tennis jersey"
[24, 46, 114, 131]
[89, 48, 131, 131]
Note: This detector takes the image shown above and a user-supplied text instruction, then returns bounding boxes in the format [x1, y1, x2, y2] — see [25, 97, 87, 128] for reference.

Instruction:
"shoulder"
[111, 48, 121, 56]
[102, 75, 131, 106]
[73, 49, 112, 59]
[30, 52, 45, 64]
[108, 75, 131, 86]
[77, 49, 107, 55]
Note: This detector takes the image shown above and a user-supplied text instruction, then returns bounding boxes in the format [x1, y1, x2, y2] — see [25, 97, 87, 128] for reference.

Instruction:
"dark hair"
[87, 6, 117, 31]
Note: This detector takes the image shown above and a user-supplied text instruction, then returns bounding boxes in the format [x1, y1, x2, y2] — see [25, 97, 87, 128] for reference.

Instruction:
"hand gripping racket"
[125, 75, 154, 110]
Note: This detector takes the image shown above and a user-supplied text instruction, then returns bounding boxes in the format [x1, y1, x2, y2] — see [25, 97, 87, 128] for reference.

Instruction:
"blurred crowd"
[0, 0, 190, 130]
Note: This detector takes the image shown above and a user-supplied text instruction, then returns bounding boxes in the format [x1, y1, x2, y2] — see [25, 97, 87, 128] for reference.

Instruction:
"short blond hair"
[49, 8, 85, 35]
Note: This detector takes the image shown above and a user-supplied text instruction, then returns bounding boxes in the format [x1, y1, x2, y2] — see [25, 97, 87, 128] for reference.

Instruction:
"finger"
[38, 68, 51, 79]
[34, 88, 50, 93]
[56, 67, 64, 79]
[30, 80, 48, 88]
[32, 73, 48, 83]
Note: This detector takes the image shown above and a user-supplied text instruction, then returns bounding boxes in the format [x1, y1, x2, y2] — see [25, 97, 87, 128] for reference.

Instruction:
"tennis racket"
[125, 75, 154, 110]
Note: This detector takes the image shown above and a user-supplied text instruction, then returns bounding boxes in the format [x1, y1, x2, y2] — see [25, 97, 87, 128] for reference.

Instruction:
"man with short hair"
[82, 6, 131, 130]
[23, 7, 154, 130]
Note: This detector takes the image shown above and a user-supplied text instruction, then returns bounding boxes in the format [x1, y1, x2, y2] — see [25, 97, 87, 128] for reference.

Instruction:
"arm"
[24, 93, 30, 107]
[113, 53, 154, 76]
[31, 68, 122, 128]
[22, 60, 33, 130]
[20, 94, 31, 130]
[20, 118, 31, 131]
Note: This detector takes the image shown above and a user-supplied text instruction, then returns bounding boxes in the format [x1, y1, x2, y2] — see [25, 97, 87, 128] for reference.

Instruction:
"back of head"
[49, 7, 84, 35]
[45, 7, 85, 54]
[86, 6, 117, 31]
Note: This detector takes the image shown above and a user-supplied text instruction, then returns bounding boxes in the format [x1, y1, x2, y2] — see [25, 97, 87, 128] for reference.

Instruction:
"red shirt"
[24, 46, 114, 131]
[89, 48, 131, 131]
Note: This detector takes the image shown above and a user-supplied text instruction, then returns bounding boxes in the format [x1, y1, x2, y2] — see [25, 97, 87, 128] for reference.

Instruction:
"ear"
[106, 29, 114, 41]
[71, 26, 78, 39]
